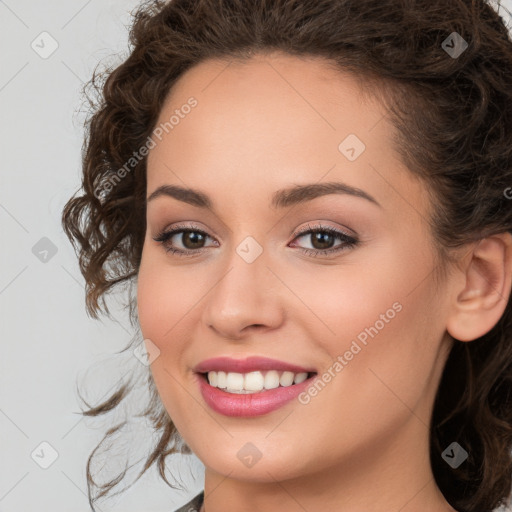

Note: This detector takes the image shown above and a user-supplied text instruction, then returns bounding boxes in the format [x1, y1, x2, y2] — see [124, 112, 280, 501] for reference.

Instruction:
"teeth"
[226, 372, 244, 391]
[217, 371, 227, 389]
[279, 371, 294, 387]
[206, 370, 310, 393]
[244, 371, 264, 391]
[293, 371, 308, 384]
[264, 370, 280, 390]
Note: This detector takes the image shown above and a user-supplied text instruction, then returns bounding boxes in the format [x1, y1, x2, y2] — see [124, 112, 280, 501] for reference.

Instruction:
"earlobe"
[446, 232, 512, 342]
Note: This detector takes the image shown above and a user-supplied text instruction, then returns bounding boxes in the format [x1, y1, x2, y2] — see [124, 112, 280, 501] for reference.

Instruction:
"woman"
[62, 0, 512, 511]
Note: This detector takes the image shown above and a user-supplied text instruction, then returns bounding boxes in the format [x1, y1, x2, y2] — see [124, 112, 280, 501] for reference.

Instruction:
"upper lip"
[194, 356, 316, 374]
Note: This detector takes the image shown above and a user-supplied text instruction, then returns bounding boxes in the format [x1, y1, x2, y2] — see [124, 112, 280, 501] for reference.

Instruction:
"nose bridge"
[202, 234, 283, 338]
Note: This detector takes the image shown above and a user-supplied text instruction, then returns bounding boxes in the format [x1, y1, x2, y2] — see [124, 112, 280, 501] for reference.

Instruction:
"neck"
[200, 416, 458, 512]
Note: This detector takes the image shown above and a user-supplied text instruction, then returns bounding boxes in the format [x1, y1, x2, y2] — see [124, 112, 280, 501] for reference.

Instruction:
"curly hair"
[61, 0, 512, 510]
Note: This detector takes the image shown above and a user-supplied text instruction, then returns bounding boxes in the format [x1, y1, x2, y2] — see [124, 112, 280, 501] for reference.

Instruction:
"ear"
[446, 231, 512, 342]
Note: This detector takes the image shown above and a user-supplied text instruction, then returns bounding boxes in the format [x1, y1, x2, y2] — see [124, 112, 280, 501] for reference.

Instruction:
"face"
[137, 53, 455, 483]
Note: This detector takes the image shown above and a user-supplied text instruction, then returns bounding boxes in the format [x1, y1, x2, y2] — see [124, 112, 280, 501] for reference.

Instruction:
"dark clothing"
[174, 491, 204, 512]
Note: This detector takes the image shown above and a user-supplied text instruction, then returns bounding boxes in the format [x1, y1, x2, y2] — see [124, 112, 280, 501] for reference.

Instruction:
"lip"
[193, 356, 316, 374]
[195, 372, 317, 417]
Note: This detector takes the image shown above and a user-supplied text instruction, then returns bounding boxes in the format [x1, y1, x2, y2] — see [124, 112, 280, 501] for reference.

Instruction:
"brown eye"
[179, 230, 207, 249]
[290, 223, 358, 257]
[152, 225, 216, 257]
[308, 231, 336, 250]
[153, 222, 358, 258]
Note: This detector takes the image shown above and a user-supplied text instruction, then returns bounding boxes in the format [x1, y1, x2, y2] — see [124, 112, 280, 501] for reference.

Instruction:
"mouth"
[193, 356, 319, 416]
[195, 370, 318, 417]
[197, 370, 318, 394]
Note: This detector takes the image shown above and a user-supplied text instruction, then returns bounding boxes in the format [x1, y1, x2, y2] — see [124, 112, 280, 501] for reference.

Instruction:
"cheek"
[137, 261, 172, 342]
[136, 249, 197, 343]
[289, 246, 408, 355]
[136, 253, 195, 422]
[296, 241, 440, 406]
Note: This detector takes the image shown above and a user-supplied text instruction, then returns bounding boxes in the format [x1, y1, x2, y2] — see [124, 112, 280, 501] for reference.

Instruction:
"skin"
[136, 52, 512, 512]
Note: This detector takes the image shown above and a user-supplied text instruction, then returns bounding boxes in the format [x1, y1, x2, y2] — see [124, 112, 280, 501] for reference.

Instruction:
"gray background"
[0, 2, 204, 511]
[1, 1, 511, 511]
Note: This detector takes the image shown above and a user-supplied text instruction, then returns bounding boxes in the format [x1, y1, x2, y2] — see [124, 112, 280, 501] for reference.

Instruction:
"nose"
[202, 248, 285, 340]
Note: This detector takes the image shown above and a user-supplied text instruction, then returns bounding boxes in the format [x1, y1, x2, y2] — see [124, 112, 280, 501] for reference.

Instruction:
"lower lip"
[196, 373, 317, 417]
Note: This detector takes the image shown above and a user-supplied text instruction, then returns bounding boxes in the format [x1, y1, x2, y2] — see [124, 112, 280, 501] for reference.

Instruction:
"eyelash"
[152, 222, 358, 259]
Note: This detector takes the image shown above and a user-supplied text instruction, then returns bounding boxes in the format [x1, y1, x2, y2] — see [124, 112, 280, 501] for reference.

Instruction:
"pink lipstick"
[194, 356, 318, 417]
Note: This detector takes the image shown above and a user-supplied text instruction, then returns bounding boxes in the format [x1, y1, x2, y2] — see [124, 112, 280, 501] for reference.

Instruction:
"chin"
[199, 444, 309, 482]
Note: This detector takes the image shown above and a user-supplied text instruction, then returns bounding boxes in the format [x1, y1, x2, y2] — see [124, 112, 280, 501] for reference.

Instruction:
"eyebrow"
[147, 181, 382, 210]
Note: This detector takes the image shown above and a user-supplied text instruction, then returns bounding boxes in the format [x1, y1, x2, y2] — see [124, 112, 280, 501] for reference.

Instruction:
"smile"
[204, 370, 313, 393]
[196, 371, 318, 417]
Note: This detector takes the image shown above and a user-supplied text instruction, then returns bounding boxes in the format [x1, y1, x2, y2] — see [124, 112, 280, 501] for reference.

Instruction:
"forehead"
[146, 52, 431, 222]
[155, 52, 380, 141]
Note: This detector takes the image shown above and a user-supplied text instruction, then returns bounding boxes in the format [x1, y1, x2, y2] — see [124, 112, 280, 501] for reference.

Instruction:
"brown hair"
[62, 0, 512, 510]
